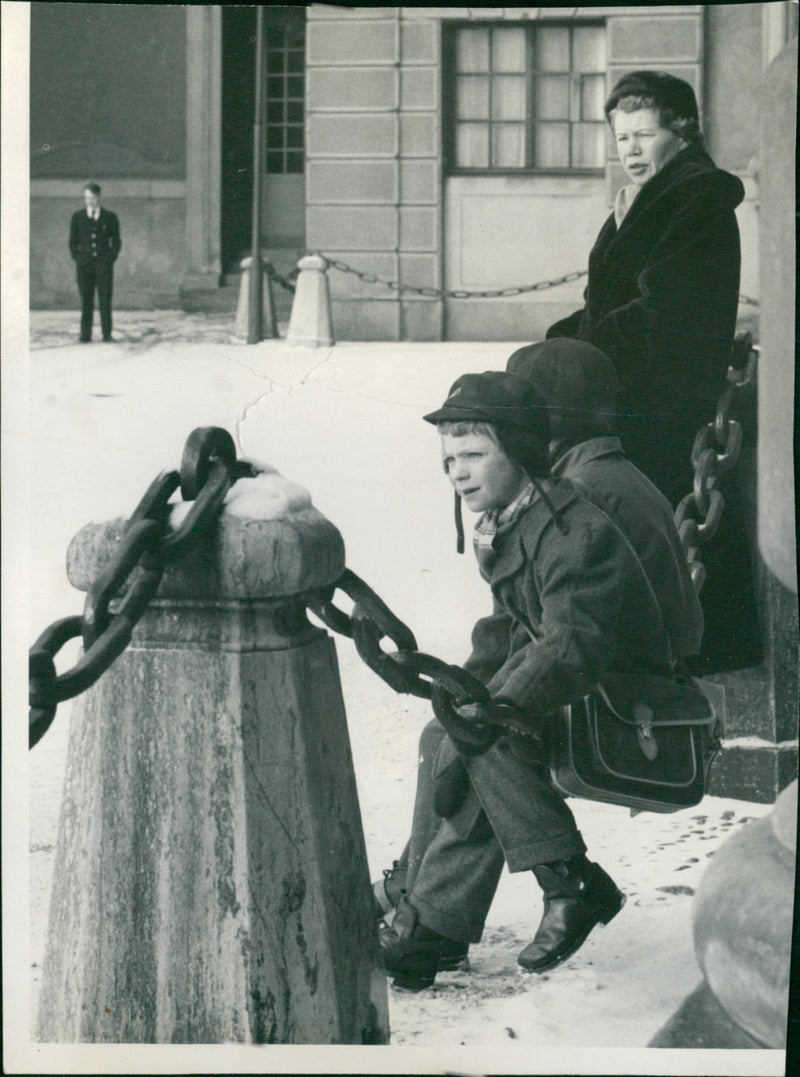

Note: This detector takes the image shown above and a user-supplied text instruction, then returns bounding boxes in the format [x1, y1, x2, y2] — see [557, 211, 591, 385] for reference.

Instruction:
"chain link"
[306, 568, 538, 748]
[265, 263, 298, 295]
[675, 334, 758, 592]
[28, 427, 258, 748]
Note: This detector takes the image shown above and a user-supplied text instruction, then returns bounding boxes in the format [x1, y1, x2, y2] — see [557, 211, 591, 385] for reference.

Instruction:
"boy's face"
[440, 431, 528, 514]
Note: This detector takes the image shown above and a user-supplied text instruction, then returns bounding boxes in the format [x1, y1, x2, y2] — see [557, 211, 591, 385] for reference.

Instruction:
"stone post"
[706, 38, 798, 801]
[36, 470, 389, 1044]
[286, 255, 334, 347]
[235, 256, 278, 341]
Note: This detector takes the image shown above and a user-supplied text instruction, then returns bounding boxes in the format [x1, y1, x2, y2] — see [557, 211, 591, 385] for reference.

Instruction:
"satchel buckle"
[633, 702, 659, 761]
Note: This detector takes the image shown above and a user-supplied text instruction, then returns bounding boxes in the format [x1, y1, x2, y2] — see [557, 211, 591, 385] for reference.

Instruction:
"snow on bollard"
[286, 254, 334, 347]
[35, 468, 389, 1044]
[235, 256, 278, 341]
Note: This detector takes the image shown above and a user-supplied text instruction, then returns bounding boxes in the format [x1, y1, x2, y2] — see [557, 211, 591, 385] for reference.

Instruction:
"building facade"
[30, 3, 795, 339]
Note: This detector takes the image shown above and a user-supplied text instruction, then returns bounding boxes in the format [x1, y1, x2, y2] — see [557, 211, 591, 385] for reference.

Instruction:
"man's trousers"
[76, 260, 114, 340]
[402, 720, 586, 943]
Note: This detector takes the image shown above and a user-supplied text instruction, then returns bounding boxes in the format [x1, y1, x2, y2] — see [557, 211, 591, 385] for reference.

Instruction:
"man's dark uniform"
[69, 207, 122, 341]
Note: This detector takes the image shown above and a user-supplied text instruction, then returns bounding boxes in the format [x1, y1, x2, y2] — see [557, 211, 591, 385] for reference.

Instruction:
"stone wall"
[306, 6, 442, 341]
[29, 3, 189, 309]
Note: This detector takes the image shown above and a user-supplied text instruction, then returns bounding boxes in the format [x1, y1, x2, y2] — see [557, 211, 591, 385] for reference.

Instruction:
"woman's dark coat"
[547, 146, 757, 672]
[547, 145, 744, 502]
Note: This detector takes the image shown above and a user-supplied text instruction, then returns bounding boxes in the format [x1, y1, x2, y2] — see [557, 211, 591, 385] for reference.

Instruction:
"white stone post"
[286, 255, 334, 347]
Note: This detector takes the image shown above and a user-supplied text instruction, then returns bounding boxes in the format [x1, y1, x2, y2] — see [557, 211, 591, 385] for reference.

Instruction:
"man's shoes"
[518, 856, 625, 974]
[379, 897, 469, 991]
[79, 336, 91, 343]
[102, 336, 115, 343]
[372, 859, 408, 919]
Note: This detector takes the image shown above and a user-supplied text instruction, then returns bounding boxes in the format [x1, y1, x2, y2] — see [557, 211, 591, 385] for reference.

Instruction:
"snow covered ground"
[6, 312, 789, 1074]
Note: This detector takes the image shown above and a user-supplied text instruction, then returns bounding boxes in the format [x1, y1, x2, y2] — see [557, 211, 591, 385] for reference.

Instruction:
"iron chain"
[314, 253, 760, 307]
[307, 569, 539, 748]
[318, 254, 587, 299]
[28, 427, 258, 748]
[265, 263, 298, 295]
[674, 334, 758, 593]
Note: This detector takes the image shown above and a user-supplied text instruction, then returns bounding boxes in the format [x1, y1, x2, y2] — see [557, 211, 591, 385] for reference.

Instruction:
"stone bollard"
[286, 254, 334, 347]
[235, 256, 278, 340]
[36, 468, 389, 1044]
[649, 780, 796, 1049]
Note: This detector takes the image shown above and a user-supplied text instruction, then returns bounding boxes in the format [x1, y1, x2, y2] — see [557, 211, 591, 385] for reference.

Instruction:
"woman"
[543, 70, 758, 672]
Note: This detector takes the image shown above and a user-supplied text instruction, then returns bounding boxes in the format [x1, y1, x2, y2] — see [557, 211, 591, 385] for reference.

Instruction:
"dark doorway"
[221, 6, 306, 276]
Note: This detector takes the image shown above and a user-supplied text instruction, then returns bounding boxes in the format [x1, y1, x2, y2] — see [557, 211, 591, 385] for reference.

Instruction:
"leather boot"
[372, 859, 408, 919]
[379, 897, 470, 990]
[518, 855, 625, 974]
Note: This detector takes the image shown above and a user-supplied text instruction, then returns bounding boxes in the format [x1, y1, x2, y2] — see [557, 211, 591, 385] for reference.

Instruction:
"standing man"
[69, 182, 121, 343]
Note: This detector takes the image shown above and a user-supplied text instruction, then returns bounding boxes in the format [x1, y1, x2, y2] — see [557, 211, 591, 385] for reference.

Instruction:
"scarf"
[473, 482, 535, 579]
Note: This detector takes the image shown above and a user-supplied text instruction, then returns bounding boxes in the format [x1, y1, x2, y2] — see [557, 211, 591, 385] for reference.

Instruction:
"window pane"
[534, 123, 569, 167]
[267, 102, 283, 124]
[456, 122, 489, 167]
[287, 100, 303, 123]
[457, 75, 489, 120]
[571, 122, 605, 168]
[491, 27, 526, 72]
[536, 75, 570, 120]
[267, 50, 285, 74]
[492, 124, 526, 168]
[287, 76, 304, 98]
[536, 26, 569, 72]
[267, 77, 283, 99]
[266, 126, 283, 149]
[286, 151, 304, 174]
[457, 28, 489, 72]
[286, 126, 303, 149]
[573, 26, 605, 73]
[287, 50, 304, 73]
[580, 74, 606, 121]
[266, 151, 283, 172]
[491, 76, 526, 120]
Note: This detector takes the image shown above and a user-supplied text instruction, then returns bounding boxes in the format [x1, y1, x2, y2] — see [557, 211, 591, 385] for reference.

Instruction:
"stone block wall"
[305, 6, 442, 341]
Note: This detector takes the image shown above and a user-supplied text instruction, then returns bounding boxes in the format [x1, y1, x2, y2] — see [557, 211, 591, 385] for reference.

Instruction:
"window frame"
[443, 20, 607, 177]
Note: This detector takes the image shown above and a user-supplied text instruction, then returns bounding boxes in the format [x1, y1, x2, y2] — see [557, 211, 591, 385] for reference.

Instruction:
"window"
[265, 18, 305, 174]
[447, 22, 606, 171]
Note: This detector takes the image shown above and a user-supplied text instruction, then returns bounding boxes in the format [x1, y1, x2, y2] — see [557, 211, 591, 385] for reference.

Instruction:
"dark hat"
[604, 70, 699, 125]
[506, 339, 621, 415]
[423, 370, 548, 430]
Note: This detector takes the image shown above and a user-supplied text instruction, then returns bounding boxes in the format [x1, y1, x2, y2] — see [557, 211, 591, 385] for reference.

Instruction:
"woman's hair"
[605, 71, 703, 149]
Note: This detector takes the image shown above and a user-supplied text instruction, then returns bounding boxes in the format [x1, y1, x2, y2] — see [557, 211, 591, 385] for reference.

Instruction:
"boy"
[377, 362, 703, 991]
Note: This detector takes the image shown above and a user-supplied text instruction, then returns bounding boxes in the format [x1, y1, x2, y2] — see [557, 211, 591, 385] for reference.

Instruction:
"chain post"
[28, 427, 255, 748]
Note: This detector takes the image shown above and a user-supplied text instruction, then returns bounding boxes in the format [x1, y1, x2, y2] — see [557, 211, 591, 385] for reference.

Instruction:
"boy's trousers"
[403, 720, 587, 943]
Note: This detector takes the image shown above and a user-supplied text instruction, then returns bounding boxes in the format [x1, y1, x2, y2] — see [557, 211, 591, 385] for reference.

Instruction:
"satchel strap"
[566, 477, 674, 664]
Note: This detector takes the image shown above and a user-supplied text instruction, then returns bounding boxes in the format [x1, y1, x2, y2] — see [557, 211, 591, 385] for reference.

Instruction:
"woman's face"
[612, 107, 687, 186]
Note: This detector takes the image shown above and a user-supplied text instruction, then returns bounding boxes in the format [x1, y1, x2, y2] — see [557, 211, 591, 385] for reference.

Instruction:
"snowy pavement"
[7, 312, 787, 1073]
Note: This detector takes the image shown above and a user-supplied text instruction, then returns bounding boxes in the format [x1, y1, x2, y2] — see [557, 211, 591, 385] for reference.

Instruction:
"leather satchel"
[549, 479, 722, 813]
[549, 672, 721, 813]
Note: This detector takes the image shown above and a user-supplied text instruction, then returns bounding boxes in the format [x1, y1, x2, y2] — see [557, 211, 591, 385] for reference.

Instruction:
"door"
[221, 6, 306, 274]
